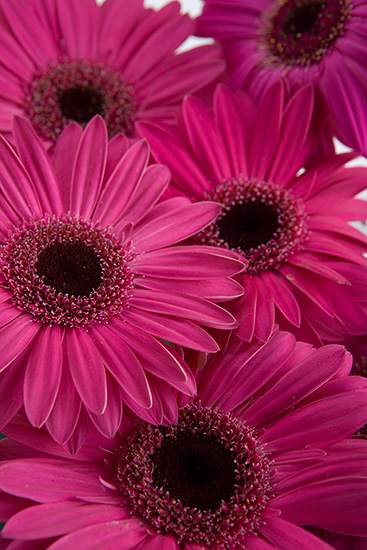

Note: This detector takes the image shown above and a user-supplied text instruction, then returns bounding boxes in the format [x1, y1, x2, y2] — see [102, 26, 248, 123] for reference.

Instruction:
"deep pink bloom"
[0, 115, 243, 451]
[0, 0, 224, 147]
[0, 330, 367, 549]
[139, 82, 367, 346]
[197, 0, 367, 154]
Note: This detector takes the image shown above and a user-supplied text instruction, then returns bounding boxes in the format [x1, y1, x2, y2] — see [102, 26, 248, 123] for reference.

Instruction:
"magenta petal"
[88, 373, 123, 439]
[66, 329, 107, 415]
[261, 390, 367, 450]
[0, 134, 42, 220]
[259, 516, 334, 549]
[0, 315, 40, 374]
[45, 363, 82, 445]
[3, 501, 127, 539]
[88, 323, 152, 410]
[0, 460, 106, 503]
[0, 353, 24, 431]
[132, 201, 221, 253]
[53, 122, 83, 210]
[47, 518, 147, 550]
[93, 139, 150, 227]
[69, 116, 107, 218]
[56, 0, 99, 59]
[12, 117, 63, 213]
[24, 325, 63, 428]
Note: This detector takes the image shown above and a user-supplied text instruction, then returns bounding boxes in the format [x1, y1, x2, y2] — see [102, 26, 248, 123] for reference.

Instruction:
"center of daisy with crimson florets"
[24, 59, 138, 143]
[117, 404, 273, 546]
[196, 177, 308, 273]
[261, 0, 352, 67]
[0, 214, 135, 327]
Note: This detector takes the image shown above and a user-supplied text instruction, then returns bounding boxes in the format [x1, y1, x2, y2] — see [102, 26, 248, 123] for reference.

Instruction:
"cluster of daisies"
[0, 0, 366, 548]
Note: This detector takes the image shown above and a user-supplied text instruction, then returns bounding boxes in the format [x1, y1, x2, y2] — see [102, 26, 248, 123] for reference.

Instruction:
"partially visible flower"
[0, 0, 224, 146]
[0, 115, 243, 452]
[197, 0, 367, 154]
[0, 330, 367, 548]
[139, 82, 367, 346]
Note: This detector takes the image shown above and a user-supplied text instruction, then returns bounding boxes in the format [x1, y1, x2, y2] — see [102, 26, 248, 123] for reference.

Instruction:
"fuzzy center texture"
[196, 177, 308, 273]
[262, 0, 352, 66]
[117, 404, 272, 546]
[0, 215, 135, 327]
[24, 59, 137, 142]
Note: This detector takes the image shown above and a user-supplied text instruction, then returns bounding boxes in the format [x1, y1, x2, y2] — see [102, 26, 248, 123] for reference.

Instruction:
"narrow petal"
[259, 516, 334, 549]
[0, 314, 40, 374]
[69, 116, 107, 218]
[24, 325, 63, 427]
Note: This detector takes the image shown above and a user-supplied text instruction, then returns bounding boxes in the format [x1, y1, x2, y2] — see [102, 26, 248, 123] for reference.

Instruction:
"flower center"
[261, 0, 352, 67]
[117, 404, 272, 546]
[195, 177, 308, 273]
[0, 215, 135, 327]
[35, 240, 103, 298]
[24, 59, 137, 142]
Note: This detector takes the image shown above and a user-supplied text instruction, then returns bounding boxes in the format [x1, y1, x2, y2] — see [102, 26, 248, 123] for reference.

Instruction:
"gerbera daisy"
[0, 330, 367, 549]
[0, 115, 243, 452]
[0, 0, 224, 147]
[139, 82, 367, 346]
[197, 0, 367, 154]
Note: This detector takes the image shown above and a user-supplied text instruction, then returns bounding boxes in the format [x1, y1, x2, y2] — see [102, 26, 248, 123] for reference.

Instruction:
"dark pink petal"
[249, 80, 284, 179]
[108, 319, 196, 395]
[132, 202, 222, 253]
[134, 246, 244, 279]
[0, 134, 42, 220]
[0, 315, 40, 374]
[182, 95, 232, 183]
[132, 288, 237, 328]
[24, 325, 63, 428]
[261, 390, 367, 450]
[53, 122, 83, 210]
[88, 373, 123, 439]
[0, 460, 106, 502]
[56, 0, 99, 59]
[69, 116, 107, 218]
[262, 272, 301, 327]
[47, 518, 147, 550]
[3, 501, 127, 539]
[123, 308, 220, 352]
[45, 364, 82, 445]
[135, 532, 177, 550]
[88, 323, 152, 410]
[231, 277, 258, 341]
[245, 345, 350, 425]
[0, 352, 24, 431]
[66, 329, 107, 416]
[12, 117, 63, 213]
[267, 85, 314, 183]
[253, 275, 275, 341]
[273, 478, 367, 535]
[137, 121, 211, 198]
[259, 516, 334, 549]
[93, 140, 150, 226]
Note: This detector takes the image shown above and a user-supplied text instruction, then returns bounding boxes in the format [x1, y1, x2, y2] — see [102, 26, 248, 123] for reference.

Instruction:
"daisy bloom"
[0, 115, 243, 452]
[0, 0, 224, 147]
[0, 330, 367, 549]
[139, 82, 367, 346]
[197, 0, 367, 154]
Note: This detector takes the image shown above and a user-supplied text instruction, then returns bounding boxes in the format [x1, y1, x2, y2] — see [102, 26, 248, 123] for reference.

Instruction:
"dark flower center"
[262, 0, 352, 66]
[195, 177, 308, 273]
[36, 240, 103, 297]
[24, 59, 137, 143]
[58, 86, 104, 124]
[117, 404, 272, 546]
[152, 430, 237, 511]
[0, 215, 135, 327]
[217, 199, 280, 253]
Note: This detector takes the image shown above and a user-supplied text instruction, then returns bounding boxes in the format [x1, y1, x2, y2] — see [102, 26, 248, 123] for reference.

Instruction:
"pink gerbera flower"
[0, 0, 224, 146]
[0, 330, 367, 549]
[197, 0, 367, 154]
[139, 82, 367, 346]
[0, 115, 243, 452]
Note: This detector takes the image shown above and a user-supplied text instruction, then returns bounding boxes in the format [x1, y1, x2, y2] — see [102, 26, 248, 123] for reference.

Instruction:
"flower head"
[0, 0, 224, 146]
[197, 0, 367, 154]
[139, 82, 367, 346]
[1, 330, 367, 548]
[0, 115, 243, 451]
